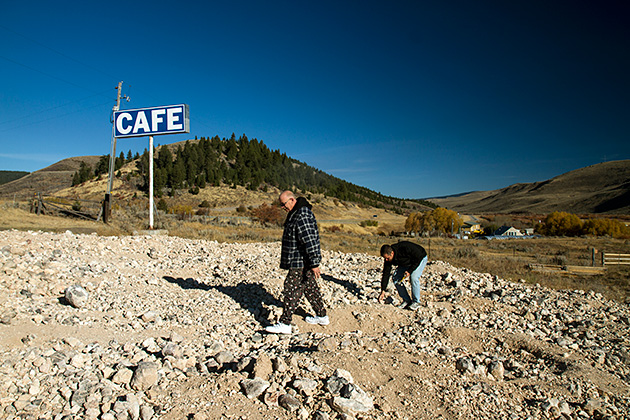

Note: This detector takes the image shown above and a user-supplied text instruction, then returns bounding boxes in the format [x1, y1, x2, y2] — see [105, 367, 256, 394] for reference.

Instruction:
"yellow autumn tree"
[537, 211, 583, 236]
[405, 208, 462, 236]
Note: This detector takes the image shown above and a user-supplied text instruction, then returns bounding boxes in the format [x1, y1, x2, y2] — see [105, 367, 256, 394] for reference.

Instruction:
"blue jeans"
[392, 256, 427, 304]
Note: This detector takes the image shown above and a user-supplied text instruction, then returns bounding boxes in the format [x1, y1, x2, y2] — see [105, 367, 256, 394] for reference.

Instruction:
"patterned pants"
[280, 268, 327, 325]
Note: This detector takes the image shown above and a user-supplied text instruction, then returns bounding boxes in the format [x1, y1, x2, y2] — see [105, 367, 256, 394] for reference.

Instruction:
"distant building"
[462, 222, 481, 235]
[494, 226, 524, 237]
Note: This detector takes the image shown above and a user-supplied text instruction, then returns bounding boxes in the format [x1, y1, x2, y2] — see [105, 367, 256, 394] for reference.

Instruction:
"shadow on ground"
[163, 276, 282, 326]
[322, 273, 363, 298]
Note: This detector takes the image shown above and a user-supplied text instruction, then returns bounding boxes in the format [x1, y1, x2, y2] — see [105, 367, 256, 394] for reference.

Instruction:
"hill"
[0, 170, 29, 185]
[0, 156, 102, 200]
[427, 160, 630, 214]
[2, 139, 628, 215]
[0, 135, 433, 215]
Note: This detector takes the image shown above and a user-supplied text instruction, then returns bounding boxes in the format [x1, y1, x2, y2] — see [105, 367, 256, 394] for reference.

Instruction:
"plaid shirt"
[280, 204, 321, 269]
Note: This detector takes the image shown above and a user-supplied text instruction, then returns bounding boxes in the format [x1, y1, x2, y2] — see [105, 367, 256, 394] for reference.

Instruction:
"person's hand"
[311, 267, 321, 279]
[378, 290, 386, 304]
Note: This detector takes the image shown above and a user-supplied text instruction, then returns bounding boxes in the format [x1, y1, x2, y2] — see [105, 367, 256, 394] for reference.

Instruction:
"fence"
[603, 253, 630, 266]
[30, 193, 103, 221]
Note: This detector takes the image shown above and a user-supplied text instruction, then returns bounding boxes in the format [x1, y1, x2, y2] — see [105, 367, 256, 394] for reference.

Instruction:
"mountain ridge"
[1, 143, 628, 215]
[427, 160, 630, 214]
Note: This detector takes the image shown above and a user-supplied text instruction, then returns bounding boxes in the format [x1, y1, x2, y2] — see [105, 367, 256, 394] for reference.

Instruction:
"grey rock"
[331, 395, 372, 414]
[456, 357, 475, 375]
[488, 360, 505, 380]
[240, 377, 270, 399]
[272, 356, 288, 373]
[140, 405, 154, 420]
[1, 230, 629, 420]
[162, 342, 183, 358]
[131, 362, 159, 391]
[292, 377, 319, 395]
[279, 393, 302, 412]
[313, 411, 330, 420]
[340, 383, 373, 411]
[237, 356, 255, 372]
[64, 284, 89, 308]
[214, 350, 235, 365]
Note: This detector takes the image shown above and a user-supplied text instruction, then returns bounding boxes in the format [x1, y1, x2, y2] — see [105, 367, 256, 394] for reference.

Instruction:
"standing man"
[266, 190, 329, 334]
[378, 241, 428, 310]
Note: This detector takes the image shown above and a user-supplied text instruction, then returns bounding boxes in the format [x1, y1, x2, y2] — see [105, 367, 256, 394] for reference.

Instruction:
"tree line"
[403, 209, 630, 239]
[71, 134, 435, 213]
[536, 211, 630, 239]
[405, 208, 463, 236]
[71, 151, 139, 186]
[0, 170, 29, 185]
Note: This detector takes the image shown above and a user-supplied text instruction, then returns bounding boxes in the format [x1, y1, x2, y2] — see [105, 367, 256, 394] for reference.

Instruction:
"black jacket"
[381, 241, 427, 291]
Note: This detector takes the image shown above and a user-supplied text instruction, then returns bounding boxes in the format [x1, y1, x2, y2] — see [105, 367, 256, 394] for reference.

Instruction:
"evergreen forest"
[73, 134, 436, 213]
[0, 170, 29, 185]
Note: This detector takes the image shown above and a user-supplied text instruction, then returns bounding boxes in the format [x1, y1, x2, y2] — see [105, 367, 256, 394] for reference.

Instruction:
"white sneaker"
[396, 300, 411, 309]
[305, 315, 330, 326]
[265, 323, 292, 334]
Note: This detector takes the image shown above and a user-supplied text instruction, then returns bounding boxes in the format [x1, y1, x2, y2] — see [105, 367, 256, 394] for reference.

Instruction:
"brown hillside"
[0, 156, 101, 200]
[429, 160, 630, 214]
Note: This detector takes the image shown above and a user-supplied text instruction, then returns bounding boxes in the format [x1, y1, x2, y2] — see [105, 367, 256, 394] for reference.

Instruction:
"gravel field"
[1, 229, 629, 419]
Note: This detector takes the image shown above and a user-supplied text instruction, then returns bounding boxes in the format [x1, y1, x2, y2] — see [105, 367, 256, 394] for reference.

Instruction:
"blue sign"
[114, 104, 189, 138]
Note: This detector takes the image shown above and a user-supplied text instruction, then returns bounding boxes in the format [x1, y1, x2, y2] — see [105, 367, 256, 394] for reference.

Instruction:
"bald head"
[279, 190, 296, 211]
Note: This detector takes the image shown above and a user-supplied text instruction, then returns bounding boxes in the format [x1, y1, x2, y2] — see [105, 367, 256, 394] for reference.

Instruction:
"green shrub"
[157, 199, 168, 212]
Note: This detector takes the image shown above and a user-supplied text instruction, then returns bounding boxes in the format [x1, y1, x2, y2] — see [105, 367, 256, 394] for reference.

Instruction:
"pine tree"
[171, 158, 186, 189]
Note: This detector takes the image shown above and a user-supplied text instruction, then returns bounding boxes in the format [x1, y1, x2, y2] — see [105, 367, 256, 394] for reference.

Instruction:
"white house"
[494, 226, 524, 237]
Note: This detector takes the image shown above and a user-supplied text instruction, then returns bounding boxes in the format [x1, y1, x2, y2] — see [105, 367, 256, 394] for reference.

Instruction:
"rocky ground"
[0, 229, 629, 420]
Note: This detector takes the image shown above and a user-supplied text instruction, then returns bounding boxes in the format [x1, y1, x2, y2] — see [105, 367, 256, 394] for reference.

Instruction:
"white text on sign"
[113, 104, 189, 138]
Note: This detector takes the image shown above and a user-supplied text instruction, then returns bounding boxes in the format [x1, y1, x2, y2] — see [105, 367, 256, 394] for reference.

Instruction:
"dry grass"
[416, 236, 630, 303]
[2, 199, 629, 303]
[0, 202, 123, 236]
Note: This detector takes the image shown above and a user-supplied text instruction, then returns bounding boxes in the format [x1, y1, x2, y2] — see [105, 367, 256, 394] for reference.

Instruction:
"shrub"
[157, 199, 168, 212]
[196, 208, 209, 216]
[170, 204, 193, 220]
[359, 220, 378, 227]
[551, 255, 568, 266]
[251, 203, 284, 226]
[455, 247, 480, 258]
[252, 203, 284, 226]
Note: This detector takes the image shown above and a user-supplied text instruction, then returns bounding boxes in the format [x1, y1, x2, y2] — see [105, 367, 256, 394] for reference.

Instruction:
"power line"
[0, 91, 112, 127]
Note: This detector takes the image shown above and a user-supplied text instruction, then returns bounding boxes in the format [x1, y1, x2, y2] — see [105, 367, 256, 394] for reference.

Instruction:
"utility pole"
[103, 81, 124, 223]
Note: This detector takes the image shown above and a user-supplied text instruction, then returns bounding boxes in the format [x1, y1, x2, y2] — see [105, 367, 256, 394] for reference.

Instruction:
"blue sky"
[1, 1, 628, 199]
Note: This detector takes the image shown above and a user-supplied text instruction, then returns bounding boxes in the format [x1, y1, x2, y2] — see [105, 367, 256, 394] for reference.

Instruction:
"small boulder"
[64, 284, 88, 308]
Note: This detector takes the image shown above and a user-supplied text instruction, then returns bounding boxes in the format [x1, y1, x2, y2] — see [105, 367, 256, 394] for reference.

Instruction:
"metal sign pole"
[149, 136, 154, 229]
